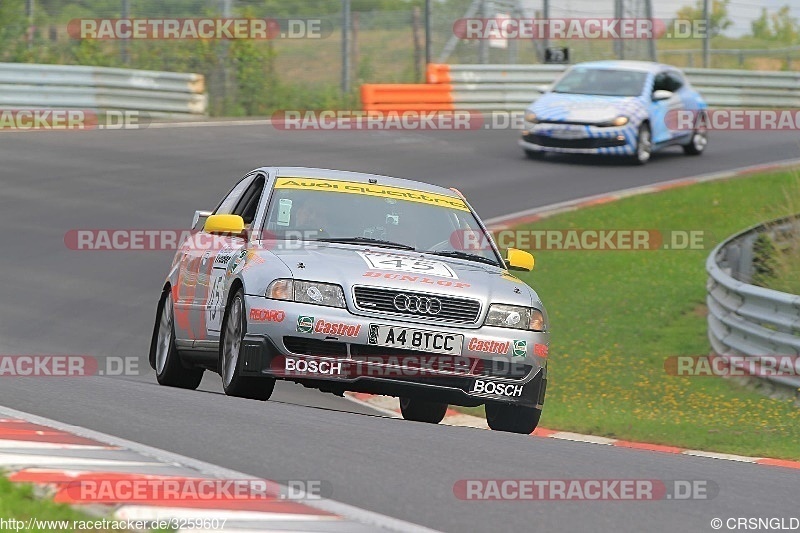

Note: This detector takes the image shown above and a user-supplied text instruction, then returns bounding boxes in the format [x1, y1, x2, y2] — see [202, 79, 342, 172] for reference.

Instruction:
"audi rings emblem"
[393, 294, 442, 315]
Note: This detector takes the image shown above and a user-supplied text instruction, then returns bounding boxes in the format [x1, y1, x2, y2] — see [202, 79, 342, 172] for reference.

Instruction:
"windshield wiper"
[315, 237, 416, 250]
[424, 250, 501, 267]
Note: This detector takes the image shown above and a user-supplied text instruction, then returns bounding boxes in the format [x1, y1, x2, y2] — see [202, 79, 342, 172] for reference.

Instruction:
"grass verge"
[0, 475, 132, 531]
[461, 169, 800, 460]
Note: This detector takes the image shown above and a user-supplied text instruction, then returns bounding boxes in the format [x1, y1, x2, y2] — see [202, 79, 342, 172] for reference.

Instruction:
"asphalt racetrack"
[0, 124, 798, 532]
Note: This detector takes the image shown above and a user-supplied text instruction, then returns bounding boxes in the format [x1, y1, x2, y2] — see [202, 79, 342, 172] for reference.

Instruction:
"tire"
[220, 288, 275, 401]
[524, 149, 545, 160]
[399, 397, 448, 424]
[485, 402, 541, 434]
[683, 112, 708, 155]
[631, 122, 652, 165]
[154, 291, 204, 389]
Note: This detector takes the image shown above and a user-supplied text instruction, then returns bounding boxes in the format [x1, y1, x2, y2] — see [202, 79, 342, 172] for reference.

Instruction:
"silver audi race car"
[149, 167, 549, 433]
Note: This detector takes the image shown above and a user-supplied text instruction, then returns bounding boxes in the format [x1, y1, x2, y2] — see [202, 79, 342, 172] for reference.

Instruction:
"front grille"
[350, 344, 532, 380]
[524, 134, 626, 149]
[283, 337, 348, 357]
[353, 286, 481, 324]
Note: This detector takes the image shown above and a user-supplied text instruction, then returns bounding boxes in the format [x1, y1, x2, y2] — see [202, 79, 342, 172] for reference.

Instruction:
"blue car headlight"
[597, 116, 629, 127]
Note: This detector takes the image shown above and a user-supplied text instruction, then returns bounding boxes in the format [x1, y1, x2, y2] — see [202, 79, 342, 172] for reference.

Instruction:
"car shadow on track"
[524, 148, 687, 167]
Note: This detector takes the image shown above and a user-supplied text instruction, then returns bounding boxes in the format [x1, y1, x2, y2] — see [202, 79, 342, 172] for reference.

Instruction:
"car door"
[197, 173, 267, 343]
[668, 70, 702, 137]
[174, 173, 256, 342]
[649, 70, 686, 144]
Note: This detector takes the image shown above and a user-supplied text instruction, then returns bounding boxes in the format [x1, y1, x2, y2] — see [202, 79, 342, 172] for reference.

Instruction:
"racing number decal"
[378, 258, 433, 271]
[358, 251, 457, 279]
[205, 271, 226, 332]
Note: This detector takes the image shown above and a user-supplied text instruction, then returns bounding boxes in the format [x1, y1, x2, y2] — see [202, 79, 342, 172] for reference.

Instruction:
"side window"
[652, 72, 670, 92]
[232, 174, 266, 225]
[666, 71, 684, 92]
[214, 174, 257, 216]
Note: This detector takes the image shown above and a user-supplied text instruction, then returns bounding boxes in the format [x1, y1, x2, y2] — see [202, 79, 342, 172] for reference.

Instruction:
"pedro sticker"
[297, 315, 314, 333]
[512, 340, 527, 357]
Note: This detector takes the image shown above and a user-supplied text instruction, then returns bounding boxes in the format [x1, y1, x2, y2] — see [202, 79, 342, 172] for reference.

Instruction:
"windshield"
[552, 68, 648, 97]
[262, 178, 501, 265]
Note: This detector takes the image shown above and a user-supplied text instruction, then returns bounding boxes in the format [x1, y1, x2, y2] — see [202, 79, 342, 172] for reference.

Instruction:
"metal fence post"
[702, 0, 710, 68]
[25, 0, 34, 48]
[425, 0, 432, 65]
[341, 0, 351, 93]
[121, 0, 130, 65]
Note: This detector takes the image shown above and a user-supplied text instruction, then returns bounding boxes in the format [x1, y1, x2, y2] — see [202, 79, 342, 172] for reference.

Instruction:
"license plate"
[368, 325, 463, 355]
[549, 128, 586, 139]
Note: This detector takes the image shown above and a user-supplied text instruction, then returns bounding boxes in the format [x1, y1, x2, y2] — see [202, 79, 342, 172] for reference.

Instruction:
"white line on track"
[0, 405, 441, 533]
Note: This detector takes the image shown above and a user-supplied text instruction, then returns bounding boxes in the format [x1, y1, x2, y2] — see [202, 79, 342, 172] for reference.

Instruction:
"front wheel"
[524, 149, 545, 160]
[631, 123, 652, 165]
[399, 397, 448, 424]
[154, 291, 204, 389]
[485, 402, 541, 434]
[220, 289, 275, 401]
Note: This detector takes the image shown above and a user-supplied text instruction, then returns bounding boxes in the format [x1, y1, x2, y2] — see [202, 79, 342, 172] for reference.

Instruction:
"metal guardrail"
[362, 64, 800, 112]
[0, 63, 207, 116]
[706, 215, 800, 393]
[447, 64, 800, 110]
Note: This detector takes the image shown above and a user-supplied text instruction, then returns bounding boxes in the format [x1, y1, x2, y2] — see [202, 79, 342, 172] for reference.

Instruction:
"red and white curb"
[346, 393, 800, 470]
[347, 159, 800, 472]
[0, 406, 438, 533]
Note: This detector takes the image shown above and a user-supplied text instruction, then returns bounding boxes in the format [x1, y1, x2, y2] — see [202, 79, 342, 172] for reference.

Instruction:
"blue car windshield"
[552, 68, 648, 97]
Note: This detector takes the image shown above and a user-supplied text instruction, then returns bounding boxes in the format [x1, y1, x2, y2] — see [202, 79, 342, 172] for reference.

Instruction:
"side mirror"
[204, 214, 245, 235]
[652, 90, 673, 101]
[506, 248, 534, 272]
[192, 210, 212, 230]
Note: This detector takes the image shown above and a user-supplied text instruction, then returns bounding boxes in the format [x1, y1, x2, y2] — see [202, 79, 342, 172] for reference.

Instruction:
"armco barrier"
[707, 215, 800, 396]
[362, 64, 800, 112]
[0, 63, 207, 116]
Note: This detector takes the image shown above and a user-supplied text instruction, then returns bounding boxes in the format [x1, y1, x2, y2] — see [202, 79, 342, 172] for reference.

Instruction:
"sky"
[516, 0, 800, 38]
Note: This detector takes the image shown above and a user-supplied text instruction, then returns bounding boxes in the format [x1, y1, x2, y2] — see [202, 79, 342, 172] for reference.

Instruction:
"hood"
[530, 92, 645, 124]
[267, 243, 536, 308]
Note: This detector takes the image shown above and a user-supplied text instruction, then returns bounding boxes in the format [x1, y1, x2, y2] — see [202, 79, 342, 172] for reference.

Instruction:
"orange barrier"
[426, 64, 452, 84]
[360, 65, 459, 112]
[361, 82, 454, 113]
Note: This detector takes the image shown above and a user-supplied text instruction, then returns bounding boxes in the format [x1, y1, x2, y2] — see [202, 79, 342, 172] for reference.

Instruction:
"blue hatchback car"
[519, 61, 708, 164]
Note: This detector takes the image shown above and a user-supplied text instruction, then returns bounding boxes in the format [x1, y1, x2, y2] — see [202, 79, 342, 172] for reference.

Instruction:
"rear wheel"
[220, 288, 275, 401]
[154, 291, 204, 389]
[399, 397, 448, 424]
[683, 112, 708, 155]
[485, 402, 541, 434]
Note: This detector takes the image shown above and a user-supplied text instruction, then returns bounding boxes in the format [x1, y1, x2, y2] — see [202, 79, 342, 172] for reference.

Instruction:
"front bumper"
[241, 296, 548, 408]
[520, 122, 635, 155]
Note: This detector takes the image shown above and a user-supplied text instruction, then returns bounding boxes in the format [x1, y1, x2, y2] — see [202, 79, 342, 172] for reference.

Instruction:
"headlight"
[485, 304, 530, 330]
[524, 112, 538, 124]
[294, 281, 346, 307]
[529, 309, 545, 331]
[266, 279, 346, 308]
[598, 116, 629, 127]
[266, 279, 293, 300]
[484, 304, 547, 331]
